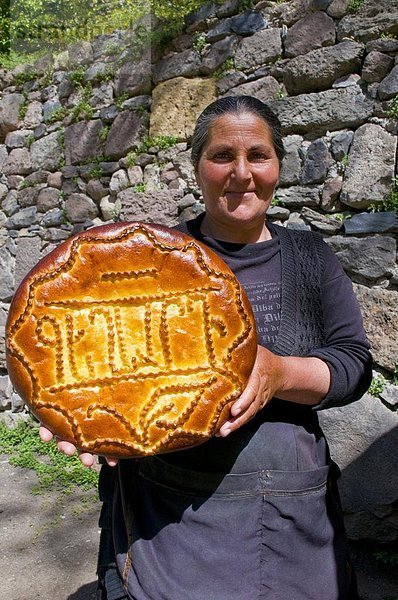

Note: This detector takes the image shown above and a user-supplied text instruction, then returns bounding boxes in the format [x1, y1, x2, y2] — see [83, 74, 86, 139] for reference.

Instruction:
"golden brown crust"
[6, 222, 257, 458]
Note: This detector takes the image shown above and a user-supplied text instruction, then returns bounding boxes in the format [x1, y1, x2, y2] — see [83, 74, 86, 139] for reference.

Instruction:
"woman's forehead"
[206, 112, 273, 145]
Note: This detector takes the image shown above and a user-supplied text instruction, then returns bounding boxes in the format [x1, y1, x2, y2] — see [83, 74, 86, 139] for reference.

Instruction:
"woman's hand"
[217, 346, 283, 437]
[38, 426, 119, 467]
[217, 345, 331, 437]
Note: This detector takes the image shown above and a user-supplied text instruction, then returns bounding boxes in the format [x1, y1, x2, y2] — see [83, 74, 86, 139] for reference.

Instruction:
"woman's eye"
[213, 152, 231, 160]
[249, 153, 266, 161]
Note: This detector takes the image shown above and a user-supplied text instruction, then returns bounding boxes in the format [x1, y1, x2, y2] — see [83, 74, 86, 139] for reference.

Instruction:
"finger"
[39, 426, 54, 442]
[230, 375, 261, 417]
[105, 457, 119, 467]
[57, 440, 77, 456]
[78, 452, 95, 467]
[218, 398, 261, 437]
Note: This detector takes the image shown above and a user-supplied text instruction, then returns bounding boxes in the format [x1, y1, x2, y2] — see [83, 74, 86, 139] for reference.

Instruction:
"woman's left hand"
[217, 345, 283, 437]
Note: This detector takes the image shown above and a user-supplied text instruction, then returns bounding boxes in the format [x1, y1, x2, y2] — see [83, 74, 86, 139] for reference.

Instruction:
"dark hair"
[190, 95, 285, 167]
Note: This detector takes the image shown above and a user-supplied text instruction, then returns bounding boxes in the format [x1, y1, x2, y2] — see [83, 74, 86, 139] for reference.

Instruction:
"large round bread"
[6, 222, 257, 458]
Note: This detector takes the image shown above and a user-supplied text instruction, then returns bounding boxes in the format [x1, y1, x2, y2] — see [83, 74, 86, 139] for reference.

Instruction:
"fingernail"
[220, 426, 231, 438]
[231, 406, 241, 417]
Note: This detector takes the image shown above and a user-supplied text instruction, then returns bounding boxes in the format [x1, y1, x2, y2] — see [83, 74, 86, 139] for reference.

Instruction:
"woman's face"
[195, 112, 280, 235]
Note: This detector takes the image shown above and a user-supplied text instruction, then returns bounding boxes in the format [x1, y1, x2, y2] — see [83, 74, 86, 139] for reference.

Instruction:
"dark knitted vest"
[175, 218, 326, 358]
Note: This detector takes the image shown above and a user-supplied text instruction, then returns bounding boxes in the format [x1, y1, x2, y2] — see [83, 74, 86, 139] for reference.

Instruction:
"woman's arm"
[217, 346, 331, 437]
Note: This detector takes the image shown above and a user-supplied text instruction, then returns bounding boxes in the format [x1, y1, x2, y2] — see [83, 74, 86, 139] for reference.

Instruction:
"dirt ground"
[1, 456, 397, 600]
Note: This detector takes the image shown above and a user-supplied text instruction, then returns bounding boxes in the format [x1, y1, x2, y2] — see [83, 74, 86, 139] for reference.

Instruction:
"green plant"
[213, 58, 235, 81]
[26, 133, 35, 148]
[70, 100, 93, 123]
[115, 92, 129, 109]
[393, 364, 398, 385]
[99, 126, 110, 144]
[96, 65, 116, 84]
[19, 179, 33, 189]
[370, 176, 398, 213]
[347, 0, 364, 13]
[18, 99, 29, 120]
[193, 33, 207, 55]
[337, 154, 349, 174]
[238, 0, 256, 10]
[0, 420, 98, 495]
[87, 165, 104, 180]
[369, 373, 387, 397]
[133, 182, 147, 192]
[373, 548, 398, 567]
[125, 151, 138, 168]
[276, 89, 287, 99]
[46, 106, 69, 124]
[56, 128, 65, 149]
[69, 66, 86, 88]
[14, 68, 38, 86]
[387, 95, 398, 120]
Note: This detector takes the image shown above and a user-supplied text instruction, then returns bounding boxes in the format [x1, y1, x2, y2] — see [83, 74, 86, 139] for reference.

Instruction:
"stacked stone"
[0, 0, 397, 541]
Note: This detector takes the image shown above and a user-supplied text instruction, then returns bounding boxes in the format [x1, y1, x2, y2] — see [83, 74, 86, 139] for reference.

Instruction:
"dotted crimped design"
[6, 223, 255, 457]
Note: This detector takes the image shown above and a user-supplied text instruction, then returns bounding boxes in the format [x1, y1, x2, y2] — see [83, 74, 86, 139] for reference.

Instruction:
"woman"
[41, 96, 372, 599]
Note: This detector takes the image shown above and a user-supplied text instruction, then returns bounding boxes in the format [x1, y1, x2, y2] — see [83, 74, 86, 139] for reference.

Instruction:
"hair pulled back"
[190, 96, 285, 168]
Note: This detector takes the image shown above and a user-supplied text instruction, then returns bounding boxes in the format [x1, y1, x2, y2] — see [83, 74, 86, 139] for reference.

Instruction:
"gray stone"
[90, 83, 114, 109]
[3, 148, 33, 176]
[300, 139, 333, 185]
[127, 166, 144, 186]
[230, 10, 266, 36]
[64, 120, 103, 166]
[40, 208, 64, 227]
[152, 50, 202, 85]
[301, 206, 343, 233]
[283, 41, 364, 96]
[43, 99, 62, 123]
[215, 0, 240, 18]
[354, 284, 398, 374]
[119, 189, 183, 226]
[64, 193, 99, 223]
[14, 235, 42, 286]
[0, 144, 8, 171]
[58, 79, 74, 99]
[284, 12, 336, 58]
[344, 212, 398, 235]
[235, 29, 282, 71]
[285, 213, 311, 231]
[84, 62, 108, 82]
[2, 190, 18, 216]
[206, 17, 238, 43]
[216, 71, 247, 94]
[68, 41, 94, 68]
[275, 185, 321, 208]
[0, 93, 24, 143]
[30, 132, 63, 171]
[120, 95, 151, 112]
[86, 179, 108, 202]
[25, 170, 50, 185]
[109, 169, 129, 194]
[337, 2, 398, 43]
[5, 129, 32, 149]
[22, 101, 43, 129]
[105, 111, 146, 160]
[380, 384, 398, 408]
[99, 105, 119, 123]
[378, 64, 398, 100]
[18, 186, 41, 208]
[0, 183, 7, 203]
[0, 245, 14, 300]
[186, 1, 219, 29]
[0, 374, 12, 410]
[266, 205, 290, 220]
[362, 51, 394, 84]
[321, 176, 343, 211]
[227, 75, 281, 102]
[47, 171, 63, 189]
[99, 196, 121, 221]
[340, 124, 397, 209]
[330, 130, 354, 161]
[5, 206, 37, 230]
[201, 36, 239, 75]
[318, 393, 398, 541]
[268, 86, 374, 135]
[326, 235, 396, 282]
[366, 38, 398, 54]
[37, 187, 61, 212]
[114, 60, 151, 97]
[173, 150, 197, 191]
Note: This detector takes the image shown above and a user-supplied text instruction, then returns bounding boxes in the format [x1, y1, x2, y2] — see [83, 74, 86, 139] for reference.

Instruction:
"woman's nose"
[231, 157, 251, 181]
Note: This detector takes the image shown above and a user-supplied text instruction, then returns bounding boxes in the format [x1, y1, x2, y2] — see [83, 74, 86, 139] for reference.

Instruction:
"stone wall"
[0, 0, 397, 541]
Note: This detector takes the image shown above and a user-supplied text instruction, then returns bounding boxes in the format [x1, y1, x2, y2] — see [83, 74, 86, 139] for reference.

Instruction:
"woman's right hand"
[38, 425, 119, 467]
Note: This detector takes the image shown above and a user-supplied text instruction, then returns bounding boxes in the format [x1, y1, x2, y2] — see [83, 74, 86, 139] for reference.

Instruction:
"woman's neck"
[200, 215, 271, 244]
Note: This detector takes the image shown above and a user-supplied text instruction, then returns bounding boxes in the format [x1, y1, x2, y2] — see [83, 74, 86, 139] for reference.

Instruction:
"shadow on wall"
[340, 425, 398, 542]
